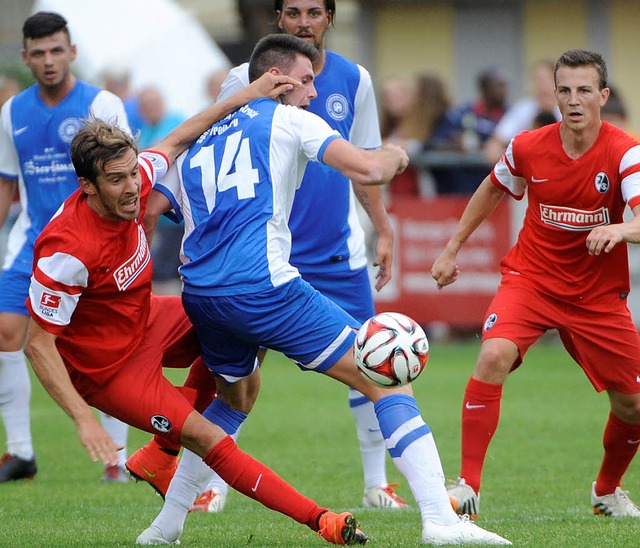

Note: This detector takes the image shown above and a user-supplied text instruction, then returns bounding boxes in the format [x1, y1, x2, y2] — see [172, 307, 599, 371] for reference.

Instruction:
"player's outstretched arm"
[432, 176, 504, 289]
[324, 140, 409, 186]
[153, 73, 297, 164]
[586, 204, 640, 255]
[24, 320, 121, 467]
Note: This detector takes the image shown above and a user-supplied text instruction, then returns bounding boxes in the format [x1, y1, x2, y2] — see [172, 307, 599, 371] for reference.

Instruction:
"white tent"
[32, 0, 231, 116]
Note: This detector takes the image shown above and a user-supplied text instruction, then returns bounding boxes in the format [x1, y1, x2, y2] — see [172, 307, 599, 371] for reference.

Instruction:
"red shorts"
[482, 274, 640, 394]
[69, 295, 204, 444]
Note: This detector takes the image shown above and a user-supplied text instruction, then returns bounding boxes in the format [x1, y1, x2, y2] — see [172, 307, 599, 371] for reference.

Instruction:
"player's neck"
[560, 119, 602, 160]
[312, 47, 326, 76]
[38, 74, 77, 107]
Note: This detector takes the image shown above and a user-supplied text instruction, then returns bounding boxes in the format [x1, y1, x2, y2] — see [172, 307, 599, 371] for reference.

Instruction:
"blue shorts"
[300, 266, 375, 324]
[0, 267, 30, 315]
[182, 277, 360, 383]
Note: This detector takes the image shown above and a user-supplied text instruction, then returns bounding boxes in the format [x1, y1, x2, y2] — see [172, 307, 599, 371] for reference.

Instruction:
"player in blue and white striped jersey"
[205, 0, 398, 512]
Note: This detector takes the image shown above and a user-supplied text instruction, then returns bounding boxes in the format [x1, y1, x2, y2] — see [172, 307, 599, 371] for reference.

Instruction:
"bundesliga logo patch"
[38, 292, 61, 318]
[40, 292, 61, 308]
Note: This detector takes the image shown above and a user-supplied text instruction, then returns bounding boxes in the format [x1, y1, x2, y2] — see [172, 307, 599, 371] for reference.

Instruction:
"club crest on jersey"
[113, 225, 150, 291]
[539, 204, 610, 231]
[150, 415, 172, 433]
[58, 118, 82, 143]
[484, 313, 497, 331]
[594, 172, 610, 193]
[326, 93, 348, 121]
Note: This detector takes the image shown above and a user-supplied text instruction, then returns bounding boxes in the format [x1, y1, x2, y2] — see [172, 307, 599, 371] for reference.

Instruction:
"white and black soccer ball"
[354, 312, 429, 387]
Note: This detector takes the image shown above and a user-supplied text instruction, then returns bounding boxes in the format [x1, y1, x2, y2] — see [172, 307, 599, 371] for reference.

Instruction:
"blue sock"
[374, 394, 431, 457]
[203, 399, 247, 435]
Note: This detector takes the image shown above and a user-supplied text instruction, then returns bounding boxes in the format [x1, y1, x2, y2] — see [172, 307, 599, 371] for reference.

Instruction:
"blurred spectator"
[379, 75, 413, 141]
[602, 85, 640, 140]
[205, 68, 230, 105]
[137, 85, 186, 150]
[449, 67, 509, 152]
[137, 85, 187, 295]
[388, 73, 458, 197]
[531, 110, 558, 129]
[484, 59, 560, 164]
[101, 67, 144, 135]
[444, 67, 509, 194]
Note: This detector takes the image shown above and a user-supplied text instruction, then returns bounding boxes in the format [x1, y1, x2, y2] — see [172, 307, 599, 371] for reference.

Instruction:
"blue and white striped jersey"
[155, 98, 341, 296]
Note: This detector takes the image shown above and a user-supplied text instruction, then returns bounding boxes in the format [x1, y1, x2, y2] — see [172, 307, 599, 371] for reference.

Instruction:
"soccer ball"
[354, 312, 429, 387]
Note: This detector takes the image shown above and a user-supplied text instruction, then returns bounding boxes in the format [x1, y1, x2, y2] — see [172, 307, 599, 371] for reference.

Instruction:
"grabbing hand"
[249, 72, 300, 101]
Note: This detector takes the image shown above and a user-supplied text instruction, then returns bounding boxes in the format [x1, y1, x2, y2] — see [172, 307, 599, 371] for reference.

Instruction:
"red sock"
[204, 436, 326, 530]
[460, 376, 503, 494]
[594, 412, 640, 496]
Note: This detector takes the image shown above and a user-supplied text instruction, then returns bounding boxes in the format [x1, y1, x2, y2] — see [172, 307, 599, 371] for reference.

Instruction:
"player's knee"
[474, 341, 517, 381]
[610, 393, 640, 423]
[0, 315, 28, 351]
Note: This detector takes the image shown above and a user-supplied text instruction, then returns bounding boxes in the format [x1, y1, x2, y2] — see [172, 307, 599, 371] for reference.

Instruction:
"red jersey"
[491, 121, 640, 303]
[27, 151, 169, 384]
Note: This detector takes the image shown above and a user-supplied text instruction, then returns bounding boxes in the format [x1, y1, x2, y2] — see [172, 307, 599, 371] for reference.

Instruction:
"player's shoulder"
[38, 193, 88, 250]
[512, 122, 560, 148]
[229, 62, 249, 79]
[324, 50, 364, 78]
[7, 83, 39, 111]
[600, 120, 640, 151]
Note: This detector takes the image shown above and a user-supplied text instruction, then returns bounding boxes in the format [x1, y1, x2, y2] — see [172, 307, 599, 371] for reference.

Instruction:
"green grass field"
[1, 338, 639, 546]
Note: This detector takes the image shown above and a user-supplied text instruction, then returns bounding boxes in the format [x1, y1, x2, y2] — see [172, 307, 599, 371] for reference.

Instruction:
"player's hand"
[373, 230, 394, 291]
[585, 224, 624, 255]
[431, 250, 460, 289]
[75, 413, 121, 467]
[382, 143, 409, 174]
[248, 72, 298, 101]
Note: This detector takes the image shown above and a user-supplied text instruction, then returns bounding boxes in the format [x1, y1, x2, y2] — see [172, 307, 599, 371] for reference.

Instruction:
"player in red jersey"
[432, 49, 640, 519]
[22, 74, 371, 545]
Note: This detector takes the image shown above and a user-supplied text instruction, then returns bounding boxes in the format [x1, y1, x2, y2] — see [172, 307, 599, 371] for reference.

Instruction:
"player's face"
[279, 54, 317, 109]
[22, 31, 76, 90]
[555, 65, 608, 133]
[277, 0, 332, 51]
[86, 148, 142, 222]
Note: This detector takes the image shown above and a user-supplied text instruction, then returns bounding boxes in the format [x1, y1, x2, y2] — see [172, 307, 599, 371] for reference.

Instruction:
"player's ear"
[78, 177, 97, 196]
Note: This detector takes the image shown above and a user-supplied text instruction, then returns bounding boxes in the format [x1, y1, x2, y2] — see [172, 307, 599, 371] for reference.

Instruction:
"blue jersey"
[0, 80, 129, 274]
[217, 52, 381, 275]
[156, 98, 341, 296]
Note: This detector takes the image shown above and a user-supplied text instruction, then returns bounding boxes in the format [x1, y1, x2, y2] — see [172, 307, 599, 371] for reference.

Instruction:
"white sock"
[388, 422, 458, 526]
[153, 449, 214, 541]
[99, 412, 129, 467]
[375, 395, 458, 526]
[348, 388, 387, 490]
[0, 350, 33, 460]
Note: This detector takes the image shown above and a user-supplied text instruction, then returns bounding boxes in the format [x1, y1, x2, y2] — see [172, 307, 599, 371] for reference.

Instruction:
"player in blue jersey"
[151, 0, 400, 514]
[134, 33, 511, 546]
[0, 11, 131, 483]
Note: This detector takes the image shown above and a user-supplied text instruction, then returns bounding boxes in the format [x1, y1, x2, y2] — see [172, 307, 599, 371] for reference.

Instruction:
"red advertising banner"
[373, 196, 513, 329]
